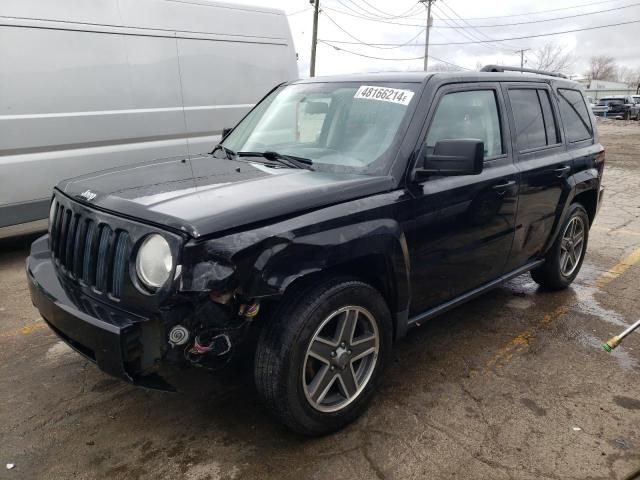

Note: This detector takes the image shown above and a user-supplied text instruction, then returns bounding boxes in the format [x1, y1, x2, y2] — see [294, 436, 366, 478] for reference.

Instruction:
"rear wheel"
[254, 277, 392, 435]
[531, 203, 589, 290]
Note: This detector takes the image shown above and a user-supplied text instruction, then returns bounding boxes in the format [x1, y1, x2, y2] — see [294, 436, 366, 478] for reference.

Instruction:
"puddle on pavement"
[574, 331, 638, 370]
[504, 261, 633, 329]
[502, 261, 638, 369]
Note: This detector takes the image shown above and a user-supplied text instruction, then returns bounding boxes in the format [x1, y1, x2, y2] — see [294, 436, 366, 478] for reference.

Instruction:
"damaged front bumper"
[27, 235, 173, 390]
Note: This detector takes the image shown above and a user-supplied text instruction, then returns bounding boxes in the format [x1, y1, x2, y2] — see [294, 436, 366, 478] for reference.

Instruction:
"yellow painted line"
[592, 226, 640, 237]
[0, 320, 46, 338]
[485, 246, 640, 371]
[595, 248, 640, 289]
[486, 306, 569, 369]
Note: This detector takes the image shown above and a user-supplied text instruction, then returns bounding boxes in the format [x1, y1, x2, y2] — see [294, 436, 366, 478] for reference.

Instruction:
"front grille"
[50, 200, 132, 299]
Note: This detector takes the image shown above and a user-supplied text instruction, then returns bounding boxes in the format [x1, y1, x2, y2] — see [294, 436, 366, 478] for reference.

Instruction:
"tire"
[531, 203, 590, 290]
[254, 277, 392, 436]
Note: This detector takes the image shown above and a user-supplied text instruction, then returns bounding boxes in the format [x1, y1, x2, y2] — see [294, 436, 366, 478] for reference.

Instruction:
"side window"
[537, 90, 559, 145]
[558, 89, 593, 143]
[425, 90, 503, 159]
[508, 89, 547, 151]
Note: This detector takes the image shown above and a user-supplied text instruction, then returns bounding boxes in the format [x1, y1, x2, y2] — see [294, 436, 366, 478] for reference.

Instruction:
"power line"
[437, 0, 526, 50]
[322, 6, 489, 56]
[432, 0, 627, 21]
[355, 0, 424, 19]
[322, 11, 426, 49]
[321, 0, 632, 27]
[432, 1, 640, 28]
[431, 4, 508, 54]
[287, 7, 313, 16]
[319, 40, 470, 69]
[319, 17, 640, 45]
[331, 0, 424, 21]
[322, 4, 427, 26]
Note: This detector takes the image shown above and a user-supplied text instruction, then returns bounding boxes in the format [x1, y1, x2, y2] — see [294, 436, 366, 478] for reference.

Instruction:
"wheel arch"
[571, 188, 598, 226]
[261, 231, 412, 340]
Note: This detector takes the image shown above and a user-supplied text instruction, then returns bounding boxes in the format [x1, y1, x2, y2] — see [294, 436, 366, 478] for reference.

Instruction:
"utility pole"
[419, 0, 435, 71]
[310, 0, 320, 77]
[515, 48, 530, 69]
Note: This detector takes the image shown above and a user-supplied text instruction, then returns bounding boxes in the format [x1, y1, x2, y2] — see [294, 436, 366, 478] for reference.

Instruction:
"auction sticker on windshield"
[354, 86, 414, 106]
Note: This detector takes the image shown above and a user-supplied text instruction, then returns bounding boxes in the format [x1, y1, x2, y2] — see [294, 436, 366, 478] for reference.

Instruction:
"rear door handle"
[492, 179, 516, 194]
[554, 166, 571, 177]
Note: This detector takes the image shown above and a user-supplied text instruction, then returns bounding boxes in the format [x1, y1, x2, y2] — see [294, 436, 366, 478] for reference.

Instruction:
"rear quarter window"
[558, 89, 593, 143]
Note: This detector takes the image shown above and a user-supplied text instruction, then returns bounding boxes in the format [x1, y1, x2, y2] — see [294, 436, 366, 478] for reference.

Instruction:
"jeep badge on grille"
[79, 190, 97, 201]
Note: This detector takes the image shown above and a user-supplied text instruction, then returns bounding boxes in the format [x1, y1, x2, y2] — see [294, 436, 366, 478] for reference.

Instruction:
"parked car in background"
[0, 0, 297, 238]
[593, 96, 640, 120]
[28, 66, 605, 435]
[633, 95, 640, 105]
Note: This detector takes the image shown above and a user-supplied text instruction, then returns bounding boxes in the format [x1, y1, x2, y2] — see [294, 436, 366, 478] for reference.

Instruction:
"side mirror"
[222, 127, 233, 139]
[413, 139, 484, 181]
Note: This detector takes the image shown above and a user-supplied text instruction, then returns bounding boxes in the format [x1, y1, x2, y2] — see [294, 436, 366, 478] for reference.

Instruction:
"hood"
[57, 155, 395, 237]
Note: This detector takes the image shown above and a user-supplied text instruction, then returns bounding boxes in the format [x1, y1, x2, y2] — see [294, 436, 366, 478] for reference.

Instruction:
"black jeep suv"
[27, 66, 605, 435]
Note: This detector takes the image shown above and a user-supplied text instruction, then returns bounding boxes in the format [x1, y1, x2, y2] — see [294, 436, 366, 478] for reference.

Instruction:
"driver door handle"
[554, 165, 571, 177]
[492, 179, 516, 195]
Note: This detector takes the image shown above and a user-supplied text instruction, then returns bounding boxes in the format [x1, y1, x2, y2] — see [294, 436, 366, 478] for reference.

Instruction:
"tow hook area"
[165, 296, 260, 370]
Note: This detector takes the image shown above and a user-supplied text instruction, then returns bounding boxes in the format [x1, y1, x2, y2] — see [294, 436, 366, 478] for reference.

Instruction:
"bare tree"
[617, 65, 640, 87]
[586, 55, 618, 81]
[531, 42, 574, 73]
[428, 62, 463, 72]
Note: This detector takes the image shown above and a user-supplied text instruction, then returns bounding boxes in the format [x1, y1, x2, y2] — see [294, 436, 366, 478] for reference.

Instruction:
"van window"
[558, 89, 593, 143]
[508, 89, 547, 151]
[425, 90, 502, 159]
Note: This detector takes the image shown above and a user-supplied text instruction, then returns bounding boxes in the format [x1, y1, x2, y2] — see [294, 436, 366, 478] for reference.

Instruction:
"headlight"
[136, 234, 173, 289]
[48, 200, 57, 230]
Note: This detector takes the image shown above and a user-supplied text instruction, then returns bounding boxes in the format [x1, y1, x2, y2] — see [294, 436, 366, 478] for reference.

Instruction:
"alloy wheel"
[302, 306, 379, 413]
[560, 216, 585, 277]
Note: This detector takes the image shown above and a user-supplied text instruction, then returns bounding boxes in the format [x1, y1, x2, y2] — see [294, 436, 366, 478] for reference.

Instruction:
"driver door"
[407, 83, 518, 315]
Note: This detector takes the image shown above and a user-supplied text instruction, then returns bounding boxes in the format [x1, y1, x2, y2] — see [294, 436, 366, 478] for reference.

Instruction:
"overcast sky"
[225, 0, 640, 78]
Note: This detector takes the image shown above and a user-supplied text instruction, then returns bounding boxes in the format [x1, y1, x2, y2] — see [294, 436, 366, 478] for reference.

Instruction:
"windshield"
[222, 82, 420, 175]
[598, 98, 624, 105]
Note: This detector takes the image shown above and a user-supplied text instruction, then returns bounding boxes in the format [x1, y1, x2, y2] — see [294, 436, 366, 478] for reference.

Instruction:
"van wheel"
[531, 203, 589, 290]
[254, 277, 392, 436]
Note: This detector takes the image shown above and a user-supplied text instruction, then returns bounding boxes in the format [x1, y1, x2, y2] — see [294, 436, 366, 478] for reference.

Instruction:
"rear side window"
[558, 89, 593, 143]
[425, 90, 503, 159]
[538, 90, 559, 145]
[508, 88, 559, 151]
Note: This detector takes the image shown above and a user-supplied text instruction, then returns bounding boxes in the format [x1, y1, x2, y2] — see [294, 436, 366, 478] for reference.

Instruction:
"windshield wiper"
[210, 144, 237, 159]
[237, 151, 314, 171]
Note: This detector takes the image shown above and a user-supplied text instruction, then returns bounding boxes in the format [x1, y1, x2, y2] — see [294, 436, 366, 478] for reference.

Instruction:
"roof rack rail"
[480, 65, 568, 79]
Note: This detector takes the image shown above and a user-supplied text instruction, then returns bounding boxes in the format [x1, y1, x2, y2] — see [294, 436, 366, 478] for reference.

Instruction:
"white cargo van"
[0, 0, 298, 237]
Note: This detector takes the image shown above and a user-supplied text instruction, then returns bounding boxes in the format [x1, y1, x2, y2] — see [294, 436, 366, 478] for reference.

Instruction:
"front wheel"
[254, 277, 392, 435]
[531, 203, 589, 290]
